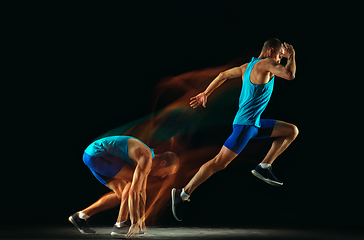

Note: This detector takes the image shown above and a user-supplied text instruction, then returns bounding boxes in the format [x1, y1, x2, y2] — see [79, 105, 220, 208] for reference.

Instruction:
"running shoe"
[68, 213, 96, 234]
[251, 165, 283, 186]
[111, 224, 145, 236]
[171, 188, 189, 221]
[111, 222, 128, 236]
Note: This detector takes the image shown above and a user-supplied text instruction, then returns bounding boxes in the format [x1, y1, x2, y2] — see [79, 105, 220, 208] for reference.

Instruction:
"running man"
[69, 135, 179, 238]
[172, 38, 298, 221]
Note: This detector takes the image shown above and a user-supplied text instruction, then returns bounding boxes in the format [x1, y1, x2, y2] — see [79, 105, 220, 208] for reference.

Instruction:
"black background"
[3, 1, 361, 231]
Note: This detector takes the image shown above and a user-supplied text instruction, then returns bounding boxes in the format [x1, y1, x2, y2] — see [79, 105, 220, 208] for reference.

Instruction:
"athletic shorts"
[83, 152, 126, 185]
[224, 119, 276, 154]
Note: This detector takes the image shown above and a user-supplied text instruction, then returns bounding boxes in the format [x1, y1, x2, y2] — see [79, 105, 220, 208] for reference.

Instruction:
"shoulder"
[136, 148, 153, 172]
[240, 63, 248, 70]
[239, 63, 248, 75]
[128, 137, 140, 145]
[254, 58, 278, 74]
[128, 138, 152, 156]
[257, 58, 276, 67]
[129, 138, 151, 155]
[129, 139, 153, 170]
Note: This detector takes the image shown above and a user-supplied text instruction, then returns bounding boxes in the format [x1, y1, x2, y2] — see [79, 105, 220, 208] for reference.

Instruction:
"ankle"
[180, 188, 190, 200]
[78, 211, 90, 220]
[115, 221, 127, 228]
[259, 163, 271, 169]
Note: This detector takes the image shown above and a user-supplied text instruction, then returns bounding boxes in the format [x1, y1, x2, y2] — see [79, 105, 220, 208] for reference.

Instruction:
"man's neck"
[258, 51, 269, 59]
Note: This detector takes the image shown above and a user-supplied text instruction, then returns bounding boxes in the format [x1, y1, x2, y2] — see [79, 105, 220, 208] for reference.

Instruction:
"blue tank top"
[84, 136, 155, 166]
[233, 57, 274, 127]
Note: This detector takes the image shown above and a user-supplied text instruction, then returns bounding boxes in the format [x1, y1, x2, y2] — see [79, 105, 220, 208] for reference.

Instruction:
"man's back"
[233, 57, 275, 127]
[251, 58, 279, 85]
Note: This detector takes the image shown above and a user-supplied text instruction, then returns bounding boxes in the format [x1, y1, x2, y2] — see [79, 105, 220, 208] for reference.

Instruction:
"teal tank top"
[84, 136, 155, 166]
[233, 57, 274, 127]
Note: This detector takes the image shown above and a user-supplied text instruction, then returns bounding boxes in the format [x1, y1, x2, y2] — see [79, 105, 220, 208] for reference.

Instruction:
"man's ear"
[160, 160, 167, 167]
[268, 47, 274, 57]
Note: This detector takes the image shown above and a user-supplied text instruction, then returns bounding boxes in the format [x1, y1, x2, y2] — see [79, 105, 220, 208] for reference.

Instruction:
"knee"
[113, 185, 127, 199]
[290, 124, 299, 139]
[210, 155, 230, 172]
[113, 189, 123, 199]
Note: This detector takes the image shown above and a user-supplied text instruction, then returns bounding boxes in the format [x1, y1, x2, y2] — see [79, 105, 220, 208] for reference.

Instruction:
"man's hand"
[126, 224, 140, 239]
[281, 42, 295, 59]
[190, 92, 207, 108]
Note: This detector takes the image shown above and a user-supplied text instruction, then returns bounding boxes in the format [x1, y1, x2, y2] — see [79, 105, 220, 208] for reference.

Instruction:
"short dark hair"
[262, 38, 282, 52]
[158, 151, 179, 168]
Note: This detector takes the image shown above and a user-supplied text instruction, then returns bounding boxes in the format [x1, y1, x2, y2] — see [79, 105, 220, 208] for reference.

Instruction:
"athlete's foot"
[68, 213, 96, 234]
[251, 165, 283, 186]
[111, 222, 128, 236]
[171, 188, 189, 221]
[112, 224, 145, 237]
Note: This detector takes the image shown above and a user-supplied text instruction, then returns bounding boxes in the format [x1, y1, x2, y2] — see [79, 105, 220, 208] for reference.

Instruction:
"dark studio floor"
[1, 224, 363, 240]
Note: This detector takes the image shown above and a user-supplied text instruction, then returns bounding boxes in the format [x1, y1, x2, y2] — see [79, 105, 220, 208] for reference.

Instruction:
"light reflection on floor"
[1, 225, 363, 240]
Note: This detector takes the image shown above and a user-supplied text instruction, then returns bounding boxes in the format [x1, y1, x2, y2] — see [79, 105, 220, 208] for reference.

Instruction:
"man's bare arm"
[266, 43, 296, 80]
[190, 65, 246, 108]
[204, 65, 245, 97]
[126, 152, 152, 238]
[140, 178, 147, 231]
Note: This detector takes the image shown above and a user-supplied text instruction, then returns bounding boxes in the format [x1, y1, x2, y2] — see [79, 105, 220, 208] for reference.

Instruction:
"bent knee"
[111, 190, 122, 199]
[291, 124, 299, 138]
[107, 180, 128, 199]
[211, 157, 230, 172]
[213, 162, 229, 171]
[212, 148, 238, 171]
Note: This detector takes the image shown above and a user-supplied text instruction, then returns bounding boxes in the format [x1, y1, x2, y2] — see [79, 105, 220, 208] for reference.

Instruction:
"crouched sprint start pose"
[69, 136, 179, 238]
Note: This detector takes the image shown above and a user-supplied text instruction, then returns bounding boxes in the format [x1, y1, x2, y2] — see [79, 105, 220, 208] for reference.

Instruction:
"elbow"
[287, 72, 295, 81]
[218, 72, 226, 79]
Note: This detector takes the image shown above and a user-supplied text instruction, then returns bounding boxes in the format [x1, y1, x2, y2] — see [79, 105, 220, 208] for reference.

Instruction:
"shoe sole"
[171, 188, 182, 221]
[111, 231, 145, 236]
[68, 216, 95, 234]
[251, 170, 283, 186]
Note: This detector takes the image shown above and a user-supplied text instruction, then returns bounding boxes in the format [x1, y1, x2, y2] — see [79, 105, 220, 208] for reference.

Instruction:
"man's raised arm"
[266, 43, 296, 81]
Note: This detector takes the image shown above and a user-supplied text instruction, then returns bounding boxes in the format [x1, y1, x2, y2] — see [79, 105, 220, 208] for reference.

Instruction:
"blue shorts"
[83, 152, 127, 185]
[223, 119, 276, 154]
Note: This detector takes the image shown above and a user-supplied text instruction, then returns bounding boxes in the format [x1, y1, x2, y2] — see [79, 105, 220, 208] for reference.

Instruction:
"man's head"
[261, 38, 284, 63]
[151, 151, 179, 178]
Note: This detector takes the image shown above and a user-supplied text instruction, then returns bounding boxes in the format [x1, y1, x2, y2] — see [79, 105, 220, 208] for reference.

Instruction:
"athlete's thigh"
[106, 178, 128, 195]
[224, 124, 259, 154]
[219, 145, 239, 162]
[253, 119, 276, 140]
[271, 120, 297, 138]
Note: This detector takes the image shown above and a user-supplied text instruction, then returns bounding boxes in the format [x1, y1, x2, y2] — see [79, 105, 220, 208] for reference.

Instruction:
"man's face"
[270, 47, 284, 64]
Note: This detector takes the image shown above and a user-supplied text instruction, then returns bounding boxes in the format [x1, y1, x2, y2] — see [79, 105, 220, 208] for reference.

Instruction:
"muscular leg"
[184, 146, 238, 196]
[107, 179, 130, 223]
[80, 191, 120, 217]
[260, 120, 299, 165]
